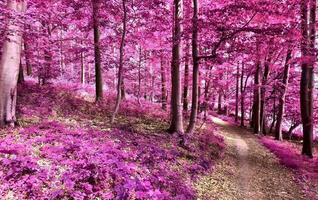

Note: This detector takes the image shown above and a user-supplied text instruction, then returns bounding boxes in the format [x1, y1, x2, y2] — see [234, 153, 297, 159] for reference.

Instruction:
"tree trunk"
[24, 39, 32, 76]
[300, 0, 315, 158]
[253, 43, 261, 134]
[80, 49, 85, 85]
[92, 0, 103, 101]
[275, 49, 292, 140]
[161, 57, 167, 110]
[138, 46, 142, 105]
[168, 0, 184, 133]
[235, 62, 240, 122]
[260, 54, 271, 134]
[218, 91, 222, 114]
[240, 62, 245, 127]
[111, 0, 127, 123]
[187, 0, 199, 133]
[288, 123, 300, 139]
[18, 60, 24, 84]
[0, 0, 26, 127]
[183, 43, 190, 112]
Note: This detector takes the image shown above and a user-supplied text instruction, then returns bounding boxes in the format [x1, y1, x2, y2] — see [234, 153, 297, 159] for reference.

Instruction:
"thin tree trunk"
[275, 49, 292, 140]
[18, 59, 24, 84]
[187, 0, 199, 133]
[240, 62, 245, 126]
[269, 89, 277, 133]
[253, 42, 261, 134]
[80, 45, 85, 85]
[138, 46, 142, 105]
[235, 62, 240, 122]
[0, 0, 26, 126]
[218, 91, 222, 114]
[260, 53, 271, 134]
[111, 0, 127, 123]
[168, 0, 184, 133]
[288, 123, 300, 139]
[92, 0, 103, 101]
[161, 57, 167, 110]
[183, 42, 190, 112]
[300, 0, 315, 158]
[24, 39, 32, 75]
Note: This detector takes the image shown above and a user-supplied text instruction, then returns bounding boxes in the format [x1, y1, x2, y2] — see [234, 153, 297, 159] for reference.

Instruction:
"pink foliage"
[261, 137, 318, 199]
[0, 82, 224, 199]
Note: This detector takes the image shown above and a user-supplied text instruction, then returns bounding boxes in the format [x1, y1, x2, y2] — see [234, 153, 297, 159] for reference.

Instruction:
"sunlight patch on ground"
[211, 116, 230, 126]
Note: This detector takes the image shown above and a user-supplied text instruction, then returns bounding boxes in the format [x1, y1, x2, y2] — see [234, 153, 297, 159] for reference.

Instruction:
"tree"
[183, 42, 190, 112]
[111, 0, 128, 123]
[300, 0, 315, 158]
[187, 0, 199, 133]
[92, 0, 103, 101]
[0, 0, 26, 127]
[275, 48, 292, 141]
[168, 0, 184, 133]
[252, 41, 261, 134]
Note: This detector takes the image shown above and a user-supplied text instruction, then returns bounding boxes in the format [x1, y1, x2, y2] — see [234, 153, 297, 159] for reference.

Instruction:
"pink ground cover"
[0, 82, 224, 199]
[261, 137, 318, 199]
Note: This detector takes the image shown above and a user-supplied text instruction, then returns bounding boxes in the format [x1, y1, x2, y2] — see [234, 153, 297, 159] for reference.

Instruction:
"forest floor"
[195, 117, 308, 200]
[0, 81, 224, 199]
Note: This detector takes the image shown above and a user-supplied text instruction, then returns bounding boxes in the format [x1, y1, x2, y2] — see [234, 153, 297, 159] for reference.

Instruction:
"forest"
[0, 0, 318, 199]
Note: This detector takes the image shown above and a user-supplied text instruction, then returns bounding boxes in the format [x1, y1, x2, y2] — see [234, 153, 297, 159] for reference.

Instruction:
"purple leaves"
[0, 82, 224, 199]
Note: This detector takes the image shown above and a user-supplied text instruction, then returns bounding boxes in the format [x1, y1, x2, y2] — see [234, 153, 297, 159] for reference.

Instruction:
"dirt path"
[195, 117, 307, 200]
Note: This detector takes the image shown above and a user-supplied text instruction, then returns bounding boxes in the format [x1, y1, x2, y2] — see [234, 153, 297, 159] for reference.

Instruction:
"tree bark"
[253, 42, 261, 134]
[183, 43, 190, 112]
[300, 0, 315, 158]
[111, 0, 127, 123]
[161, 57, 167, 110]
[187, 0, 199, 133]
[168, 0, 184, 133]
[260, 53, 271, 134]
[0, 0, 26, 126]
[80, 46, 85, 85]
[218, 91, 222, 114]
[240, 62, 245, 127]
[275, 49, 292, 141]
[18, 60, 24, 84]
[138, 46, 142, 105]
[235, 62, 240, 122]
[24, 39, 32, 76]
[92, 0, 103, 101]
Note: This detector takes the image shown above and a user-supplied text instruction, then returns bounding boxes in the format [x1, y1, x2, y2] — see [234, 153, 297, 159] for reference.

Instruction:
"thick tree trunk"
[300, 0, 315, 158]
[111, 0, 127, 123]
[168, 0, 184, 133]
[92, 0, 103, 101]
[235, 63, 240, 122]
[183, 43, 190, 112]
[0, 0, 26, 126]
[161, 57, 167, 110]
[187, 0, 199, 133]
[275, 49, 292, 141]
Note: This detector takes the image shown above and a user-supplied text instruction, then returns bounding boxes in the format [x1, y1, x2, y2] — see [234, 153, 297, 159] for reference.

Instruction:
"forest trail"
[195, 117, 307, 200]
